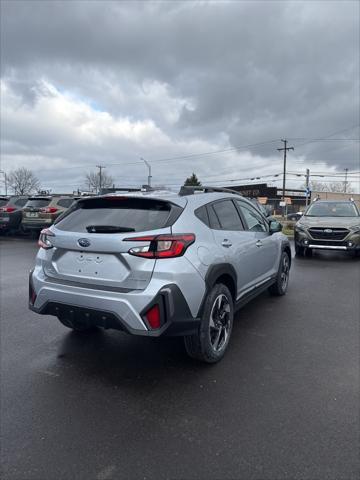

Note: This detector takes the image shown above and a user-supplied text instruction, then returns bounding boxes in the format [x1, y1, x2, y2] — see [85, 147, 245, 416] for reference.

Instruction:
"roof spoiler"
[179, 186, 243, 197]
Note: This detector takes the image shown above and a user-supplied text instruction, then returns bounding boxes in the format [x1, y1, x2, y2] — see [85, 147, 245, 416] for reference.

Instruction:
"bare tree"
[84, 170, 114, 193]
[327, 182, 354, 194]
[302, 180, 354, 194]
[7, 167, 40, 195]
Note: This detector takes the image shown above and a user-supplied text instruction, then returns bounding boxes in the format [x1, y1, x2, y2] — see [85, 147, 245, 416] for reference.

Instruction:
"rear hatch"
[0, 198, 11, 220]
[44, 195, 185, 290]
[23, 197, 52, 223]
[0, 197, 22, 224]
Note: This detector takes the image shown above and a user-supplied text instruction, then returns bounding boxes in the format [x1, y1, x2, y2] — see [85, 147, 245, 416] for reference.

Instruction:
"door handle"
[221, 239, 232, 248]
[256, 240, 263, 247]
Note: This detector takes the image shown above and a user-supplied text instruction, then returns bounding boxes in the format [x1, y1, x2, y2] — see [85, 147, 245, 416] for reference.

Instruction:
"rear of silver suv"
[29, 191, 291, 363]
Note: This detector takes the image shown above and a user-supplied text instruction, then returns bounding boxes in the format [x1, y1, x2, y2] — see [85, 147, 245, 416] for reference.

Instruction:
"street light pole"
[96, 165, 106, 194]
[305, 168, 310, 207]
[344, 168, 348, 193]
[141, 157, 152, 187]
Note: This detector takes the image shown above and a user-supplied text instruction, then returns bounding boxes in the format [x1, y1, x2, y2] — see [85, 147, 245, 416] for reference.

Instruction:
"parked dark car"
[22, 195, 75, 233]
[0, 196, 28, 233]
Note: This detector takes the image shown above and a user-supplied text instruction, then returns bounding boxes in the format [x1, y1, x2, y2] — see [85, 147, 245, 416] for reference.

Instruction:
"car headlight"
[295, 224, 307, 232]
[349, 225, 360, 233]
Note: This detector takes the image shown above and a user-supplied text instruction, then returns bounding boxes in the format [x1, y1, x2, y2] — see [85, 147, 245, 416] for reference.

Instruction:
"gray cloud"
[0, 0, 359, 193]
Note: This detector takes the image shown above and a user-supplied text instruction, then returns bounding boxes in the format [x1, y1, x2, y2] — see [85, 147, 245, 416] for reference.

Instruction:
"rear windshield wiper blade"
[86, 225, 136, 233]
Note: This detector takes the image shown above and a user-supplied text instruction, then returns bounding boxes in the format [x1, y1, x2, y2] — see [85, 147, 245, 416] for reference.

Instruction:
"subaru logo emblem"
[324, 228, 333, 234]
[78, 238, 91, 248]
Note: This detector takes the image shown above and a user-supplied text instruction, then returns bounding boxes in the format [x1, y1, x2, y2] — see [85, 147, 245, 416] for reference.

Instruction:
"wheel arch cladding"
[283, 245, 292, 266]
[205, 264, 237, 301]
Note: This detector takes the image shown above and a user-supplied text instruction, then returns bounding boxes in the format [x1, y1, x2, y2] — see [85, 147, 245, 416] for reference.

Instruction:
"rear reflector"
[145, 304, 161, 329]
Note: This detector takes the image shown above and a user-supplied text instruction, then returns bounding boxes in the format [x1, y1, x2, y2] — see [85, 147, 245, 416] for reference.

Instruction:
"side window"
[195, 206, 210, 227]
[212, 200, 243, 231]
[207, 205, 221, 229]
[236, 201, 268, 233]
[57, 198, 74, 208]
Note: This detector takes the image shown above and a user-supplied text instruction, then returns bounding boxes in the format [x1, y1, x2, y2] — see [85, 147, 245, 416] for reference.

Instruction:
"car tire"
[295, 244, 305, 256]
[184, 283, 234, 363]
[58, 317, 98, 332]
[269, 251, 290, 296]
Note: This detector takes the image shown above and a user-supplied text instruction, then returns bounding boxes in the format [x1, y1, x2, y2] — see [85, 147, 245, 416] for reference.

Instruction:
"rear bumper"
[29, 272, 200, 337]
[0, 216, 21, 230]
[22, 221, 52, 230]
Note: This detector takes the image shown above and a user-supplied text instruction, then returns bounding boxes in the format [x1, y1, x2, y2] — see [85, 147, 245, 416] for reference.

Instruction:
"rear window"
[55, 197, 182, 232]
[56, 198, 74, 208]
[0, 198, 8, 207]
[24, 198, 51, 208]
[14, 198, 28, 207]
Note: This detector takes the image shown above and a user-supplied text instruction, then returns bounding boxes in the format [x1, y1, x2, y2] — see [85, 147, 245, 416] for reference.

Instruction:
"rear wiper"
[86, 225, 135, 233]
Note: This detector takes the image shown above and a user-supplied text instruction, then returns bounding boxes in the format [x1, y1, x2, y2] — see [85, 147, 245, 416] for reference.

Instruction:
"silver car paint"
[31, 191, 290, 334]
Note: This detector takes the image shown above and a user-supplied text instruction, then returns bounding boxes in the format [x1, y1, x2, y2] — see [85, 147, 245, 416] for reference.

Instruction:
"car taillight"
[0, 207, 16, 213]
[40, 207, 58, 213]
[124, 234, 195, 258]
[38, 228, 55, 249]
[144, 304, 161, 329]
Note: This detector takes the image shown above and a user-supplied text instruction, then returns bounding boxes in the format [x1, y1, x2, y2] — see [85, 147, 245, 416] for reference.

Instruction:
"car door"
[234, 199, 279, 282]
[207, 199, 260, 297]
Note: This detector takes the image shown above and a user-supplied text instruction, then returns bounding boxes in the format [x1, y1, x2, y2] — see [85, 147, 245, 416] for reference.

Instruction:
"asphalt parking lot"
[1, 237, 359, 480]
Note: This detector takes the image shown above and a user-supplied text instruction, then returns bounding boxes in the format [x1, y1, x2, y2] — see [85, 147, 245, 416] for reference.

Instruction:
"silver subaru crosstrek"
[29, 187, 291, 363]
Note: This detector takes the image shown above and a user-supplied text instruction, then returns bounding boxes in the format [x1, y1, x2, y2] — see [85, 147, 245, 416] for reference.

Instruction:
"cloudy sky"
[1, 0, 359, 194]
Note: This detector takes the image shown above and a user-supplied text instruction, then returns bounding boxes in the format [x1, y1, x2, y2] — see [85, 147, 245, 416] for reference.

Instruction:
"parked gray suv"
[29, 188, 291, 363]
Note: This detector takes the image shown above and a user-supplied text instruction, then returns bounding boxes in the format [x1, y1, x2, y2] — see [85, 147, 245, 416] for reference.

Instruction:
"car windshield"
[305, 202, 359, 217]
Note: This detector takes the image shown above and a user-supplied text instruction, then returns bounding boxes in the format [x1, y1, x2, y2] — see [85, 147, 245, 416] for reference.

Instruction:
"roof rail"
[179, 186, 243, 197]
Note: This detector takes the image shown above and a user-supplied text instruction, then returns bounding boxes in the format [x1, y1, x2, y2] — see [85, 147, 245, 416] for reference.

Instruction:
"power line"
[26, 139, 280, 172]
[291, 124, 360, 149]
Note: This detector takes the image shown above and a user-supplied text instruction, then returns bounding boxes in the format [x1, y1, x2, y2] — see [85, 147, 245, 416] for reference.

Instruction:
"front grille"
[308, 227, 349, 241]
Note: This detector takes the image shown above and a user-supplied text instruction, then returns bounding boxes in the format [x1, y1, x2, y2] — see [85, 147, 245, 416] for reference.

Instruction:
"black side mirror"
[269, 220, 283, 234]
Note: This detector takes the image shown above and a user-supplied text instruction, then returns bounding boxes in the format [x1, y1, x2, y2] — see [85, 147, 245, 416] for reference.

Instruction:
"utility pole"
[141, 157, 152, 187]
[305, 168, 310, 207]
[277, 139, 294, 217]
[344, 168, 348, 193]
[96, 165, 106, 194]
